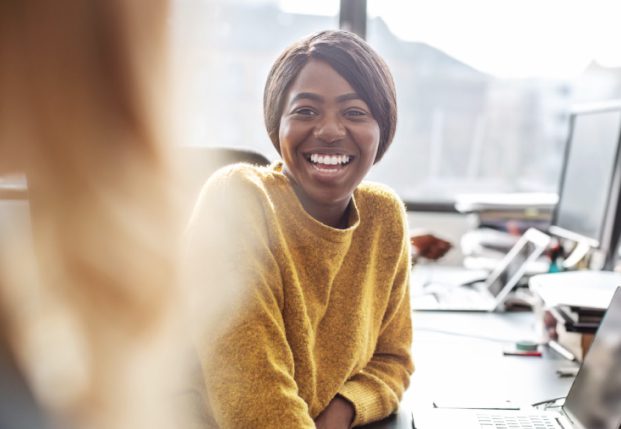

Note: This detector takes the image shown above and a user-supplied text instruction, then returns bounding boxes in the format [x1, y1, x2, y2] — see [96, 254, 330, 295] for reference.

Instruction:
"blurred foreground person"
[0, 1, 184, 429]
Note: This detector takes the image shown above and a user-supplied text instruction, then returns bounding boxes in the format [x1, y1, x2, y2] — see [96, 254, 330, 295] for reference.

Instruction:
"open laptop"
[412, 228, 551, 312]
[412, 286, 621, 428]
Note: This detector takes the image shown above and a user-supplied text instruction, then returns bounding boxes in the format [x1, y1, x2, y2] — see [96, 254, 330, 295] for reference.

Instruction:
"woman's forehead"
[285, 59, 358, 101]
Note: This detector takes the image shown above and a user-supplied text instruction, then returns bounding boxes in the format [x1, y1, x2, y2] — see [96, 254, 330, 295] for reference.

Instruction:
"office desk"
[360, 311, 578, 429]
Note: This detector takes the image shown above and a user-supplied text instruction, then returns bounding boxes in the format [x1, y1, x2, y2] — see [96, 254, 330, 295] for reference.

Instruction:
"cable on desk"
[414, 327, 520, 343]
[547, 339, 578, 362]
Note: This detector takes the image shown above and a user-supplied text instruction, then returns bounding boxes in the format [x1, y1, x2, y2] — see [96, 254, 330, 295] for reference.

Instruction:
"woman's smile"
[304, 152, 354, 179]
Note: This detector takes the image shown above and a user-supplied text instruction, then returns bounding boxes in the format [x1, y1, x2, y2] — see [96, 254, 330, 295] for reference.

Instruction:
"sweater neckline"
[270, 162, 360, 243]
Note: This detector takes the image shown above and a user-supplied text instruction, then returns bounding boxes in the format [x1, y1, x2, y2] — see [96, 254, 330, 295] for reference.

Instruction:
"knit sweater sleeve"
[338, 197, 414, 427]
[186, 167, 315, 429]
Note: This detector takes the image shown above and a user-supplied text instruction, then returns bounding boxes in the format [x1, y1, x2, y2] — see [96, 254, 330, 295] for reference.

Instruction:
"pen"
[548, 340, 577, 361]
[503, 350, 542, 357]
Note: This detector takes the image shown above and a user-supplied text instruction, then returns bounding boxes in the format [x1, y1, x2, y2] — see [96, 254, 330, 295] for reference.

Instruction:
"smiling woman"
[186, 30, 413, 429]
[264, 30, 396, 227]
[277, 60, 381, 227]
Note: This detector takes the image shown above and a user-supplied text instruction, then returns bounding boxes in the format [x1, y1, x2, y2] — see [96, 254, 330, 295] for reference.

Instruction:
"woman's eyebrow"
[289, 92, 361, 104]
[289, 92, 323, 103]
[335, 93, 361, 103]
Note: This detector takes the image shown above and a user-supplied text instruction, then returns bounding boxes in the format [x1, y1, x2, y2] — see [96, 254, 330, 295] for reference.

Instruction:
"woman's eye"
[345, 109, 367, 118]
[293, 108, 317, 116]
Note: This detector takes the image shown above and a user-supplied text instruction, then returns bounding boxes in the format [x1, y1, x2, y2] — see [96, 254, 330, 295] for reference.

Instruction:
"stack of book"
[549, 305, 604, 333]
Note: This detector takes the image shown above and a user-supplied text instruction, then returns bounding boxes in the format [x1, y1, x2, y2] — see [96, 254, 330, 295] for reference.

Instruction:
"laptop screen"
[563, 287, 621, 429]
[486, 239, 539, 298]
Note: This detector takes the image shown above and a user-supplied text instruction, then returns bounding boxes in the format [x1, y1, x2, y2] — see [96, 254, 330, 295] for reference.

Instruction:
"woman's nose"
[314, 113, 346, 143]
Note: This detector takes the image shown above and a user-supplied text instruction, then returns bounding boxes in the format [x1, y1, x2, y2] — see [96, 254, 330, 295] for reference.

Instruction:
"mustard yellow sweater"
[187, 162, 414, 428]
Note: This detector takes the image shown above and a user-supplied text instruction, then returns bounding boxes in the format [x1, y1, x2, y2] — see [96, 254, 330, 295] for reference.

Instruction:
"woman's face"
[278, 59, 380, 220]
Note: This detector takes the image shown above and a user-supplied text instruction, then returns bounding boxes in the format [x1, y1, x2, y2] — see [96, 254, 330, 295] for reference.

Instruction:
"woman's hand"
[411, 233, 452, 261]
[314, 395, 355, 429]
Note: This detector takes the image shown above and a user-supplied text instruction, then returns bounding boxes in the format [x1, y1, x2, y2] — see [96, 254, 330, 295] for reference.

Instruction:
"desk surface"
[361, 311, 578, 429]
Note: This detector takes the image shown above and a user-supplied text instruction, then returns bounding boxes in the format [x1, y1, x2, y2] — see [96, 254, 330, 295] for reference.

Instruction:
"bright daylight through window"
[173, 0, 621, 204]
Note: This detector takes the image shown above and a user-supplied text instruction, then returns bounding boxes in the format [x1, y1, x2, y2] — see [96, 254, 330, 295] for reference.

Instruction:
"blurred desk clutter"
[411, 288, 621, 429]
[455, 192, 557, 235]
[529, 270, 621, 361]
[396, 311, 579, 429]
[455, 192, 557, 272]
[361, 310, 581, 428]
[412, 228, 551, 312]
[401, 218, 621, 427]
[403, 286, 621, 429]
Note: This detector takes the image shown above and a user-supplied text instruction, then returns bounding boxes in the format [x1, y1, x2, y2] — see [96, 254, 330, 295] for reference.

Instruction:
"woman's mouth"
[305, 153, 352, 172]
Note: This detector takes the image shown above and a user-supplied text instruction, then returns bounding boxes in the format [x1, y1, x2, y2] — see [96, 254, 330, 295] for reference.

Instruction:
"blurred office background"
[171, 0, 621, 207]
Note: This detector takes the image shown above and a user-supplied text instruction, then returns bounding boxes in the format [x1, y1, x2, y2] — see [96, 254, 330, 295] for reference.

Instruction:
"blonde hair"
[0, 1, 183, 428]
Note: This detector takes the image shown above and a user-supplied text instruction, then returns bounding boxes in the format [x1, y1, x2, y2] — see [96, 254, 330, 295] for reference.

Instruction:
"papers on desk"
[529, 270, 621, 310]
[455, 192, 558, 213]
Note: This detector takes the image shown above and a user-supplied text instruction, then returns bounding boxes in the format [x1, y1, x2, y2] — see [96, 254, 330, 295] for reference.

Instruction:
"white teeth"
[309, 154, 350, 165]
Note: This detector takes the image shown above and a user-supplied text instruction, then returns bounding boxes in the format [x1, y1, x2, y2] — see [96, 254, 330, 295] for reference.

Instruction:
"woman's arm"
[201, 279, 316, 428]
[186, 170, 316, 428]
[337, 224, 414, 427]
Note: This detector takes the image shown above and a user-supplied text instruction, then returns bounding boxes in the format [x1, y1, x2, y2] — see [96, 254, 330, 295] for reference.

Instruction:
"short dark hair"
[263, 30, 397, 163]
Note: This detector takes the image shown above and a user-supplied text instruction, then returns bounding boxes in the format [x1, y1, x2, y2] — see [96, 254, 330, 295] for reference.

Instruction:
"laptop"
[412, 228, 551, 312]
[412, 287, 621, 429]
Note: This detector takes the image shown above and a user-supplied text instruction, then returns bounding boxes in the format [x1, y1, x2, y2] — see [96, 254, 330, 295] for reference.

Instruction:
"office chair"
[179, 146, 272, 218]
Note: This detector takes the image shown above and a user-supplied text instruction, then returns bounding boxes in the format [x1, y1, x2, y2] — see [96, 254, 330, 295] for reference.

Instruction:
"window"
[173, 0, 621, 204]
[366, 0, 621, 203]
[172, 0, 338, 159]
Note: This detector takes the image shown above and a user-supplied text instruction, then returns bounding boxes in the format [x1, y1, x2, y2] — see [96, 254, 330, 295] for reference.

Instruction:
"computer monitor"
[549, 100, 621, 270]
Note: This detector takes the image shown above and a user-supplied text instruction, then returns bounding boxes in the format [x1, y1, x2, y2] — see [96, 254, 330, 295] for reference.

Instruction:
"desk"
[361, 311, 578, 429]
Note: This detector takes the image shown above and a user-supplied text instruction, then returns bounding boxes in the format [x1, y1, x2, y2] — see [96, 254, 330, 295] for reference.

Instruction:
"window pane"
[172, 0, 338, 158]
[366, 0, 621, 202]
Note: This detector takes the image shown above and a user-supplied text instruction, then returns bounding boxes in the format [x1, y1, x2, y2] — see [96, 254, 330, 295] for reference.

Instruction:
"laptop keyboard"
[418, 287, 493, 311]
[476, 413, 560, 428]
